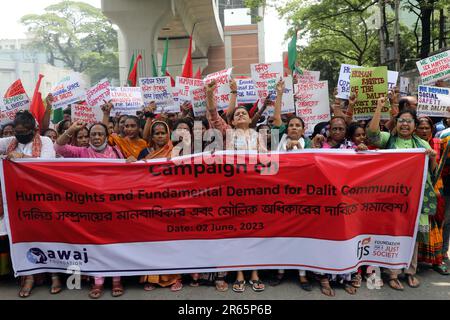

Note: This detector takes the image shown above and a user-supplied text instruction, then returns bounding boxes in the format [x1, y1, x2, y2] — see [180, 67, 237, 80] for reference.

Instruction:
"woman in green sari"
[367, 97, 438, 291]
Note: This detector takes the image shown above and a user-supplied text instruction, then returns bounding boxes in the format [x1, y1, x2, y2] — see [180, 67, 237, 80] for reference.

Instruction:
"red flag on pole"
[194, 67, 202, 79]
[181, 36, 193, 78]
[283, 54, 289, 77]
[4, 79, 26, 98]
[127, 54, 142, 87]
[29, 74, 45, 126]
[249, 99, 260, 118]
[165, 71, 175, 87]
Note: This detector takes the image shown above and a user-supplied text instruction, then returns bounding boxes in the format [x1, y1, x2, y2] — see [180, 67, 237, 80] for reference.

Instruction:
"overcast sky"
[0, 0, 292, 63]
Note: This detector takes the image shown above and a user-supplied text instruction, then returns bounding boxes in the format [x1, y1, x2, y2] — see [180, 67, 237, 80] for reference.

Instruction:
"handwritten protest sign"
[173, 77, 204, 110]
[203, 68, 233, 111]
[172, 87, 191, 111]
[295, 81, 331, 135]
[191, 87, 207, 117]
[251, 62, 283, 107]
[350, 66, 389, 120]
[0, 93, 30, 125]
[417, 85, 450, 117]
[86, 78, 110, 108]
[337, 64, 360, 99]
[176, 77, 204, 91]
[109, 87, 143, 116]
[51, 73, 87, 109]
[296, 70, 320, 84]
[263, 76, 295, 116]
[338, 64, 398, 99]
[236, 77, 258, 104]
[139, 77, 175, 113]
[4, 79, 26, 98]
[416, 50, 450, 85]
[72, 104, 103, 124]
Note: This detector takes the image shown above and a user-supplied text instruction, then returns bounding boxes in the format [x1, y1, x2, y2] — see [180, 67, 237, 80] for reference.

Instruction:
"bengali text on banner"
[1, 150, 426, 276]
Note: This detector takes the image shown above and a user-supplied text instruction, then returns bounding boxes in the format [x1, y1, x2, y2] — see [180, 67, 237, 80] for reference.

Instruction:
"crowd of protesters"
[0, 74, 450, 298]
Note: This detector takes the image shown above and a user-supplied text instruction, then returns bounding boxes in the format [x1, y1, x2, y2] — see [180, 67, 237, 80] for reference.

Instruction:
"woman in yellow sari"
[137, 121, 173, 160]
[102, 102, 147, 158]
[134, 120, 181, 290]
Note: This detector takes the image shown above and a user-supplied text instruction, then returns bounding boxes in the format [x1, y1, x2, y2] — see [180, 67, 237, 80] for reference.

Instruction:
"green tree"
[278, 0, 380, 90]
[405, 0, 450, 58]
[21, 1, 119, 84]
[246, 0, 422, 87]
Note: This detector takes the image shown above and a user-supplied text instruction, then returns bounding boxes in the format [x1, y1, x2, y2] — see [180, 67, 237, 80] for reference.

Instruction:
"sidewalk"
[1, 266, 450, 300]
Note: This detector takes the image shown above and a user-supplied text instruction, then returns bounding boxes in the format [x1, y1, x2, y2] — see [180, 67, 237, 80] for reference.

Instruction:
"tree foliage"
[245, 0, 449, 89]
[21, 1, 119, 83]
[279, 0, 380, 90]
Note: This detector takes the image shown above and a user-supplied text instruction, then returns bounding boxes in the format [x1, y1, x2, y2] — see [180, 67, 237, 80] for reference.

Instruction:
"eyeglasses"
[397, 119, 414, 124]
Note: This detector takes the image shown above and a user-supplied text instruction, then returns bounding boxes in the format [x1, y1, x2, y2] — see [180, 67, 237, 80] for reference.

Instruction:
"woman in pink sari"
[55, 121, 124, 298]
[55, 121, 123, 159]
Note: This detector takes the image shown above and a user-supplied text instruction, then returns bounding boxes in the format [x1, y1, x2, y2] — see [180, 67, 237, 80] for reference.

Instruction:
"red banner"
[1, 150, 427, 276]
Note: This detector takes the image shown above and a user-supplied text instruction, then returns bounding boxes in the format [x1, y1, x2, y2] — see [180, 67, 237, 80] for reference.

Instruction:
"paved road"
[1, 265, 450, 300]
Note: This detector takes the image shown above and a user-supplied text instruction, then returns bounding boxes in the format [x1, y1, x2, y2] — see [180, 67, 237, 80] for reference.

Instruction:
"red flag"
[29, 74, 45, 126]
[127, 54, 142, 87]
[181, 36, 193, 78]
[283, 54, 289, 77]
[249, 99, 260, 118]
[165, 71, 175, 87]
[4, 79, 26, 98]
[194, 67, 202, 79]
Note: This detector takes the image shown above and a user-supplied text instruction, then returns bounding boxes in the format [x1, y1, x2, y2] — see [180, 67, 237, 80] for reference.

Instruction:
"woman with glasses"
[368, 97, 438, 291]
[0, 110, 57, 297]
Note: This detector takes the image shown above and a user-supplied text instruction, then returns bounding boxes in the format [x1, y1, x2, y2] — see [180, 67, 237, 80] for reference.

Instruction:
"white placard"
[296, 70, 320, 84]
[191, 87, 207, 117]
[72, 104, 103, 124]
[264, 76, 295, 116]
[51, 73, 87, 109]
[203, 68, 233, 111]
[86, 78, 110, 108]
[1, 93, 30, 125]
[251, 62, 283, 111]
[417, 85, 450, 117]
[295, 81, 331, 136]
[416, 50, 450, 85]
[139, 77, 176, 113]
[236, 77, 258, 104]
[109, 87, 143, 116]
